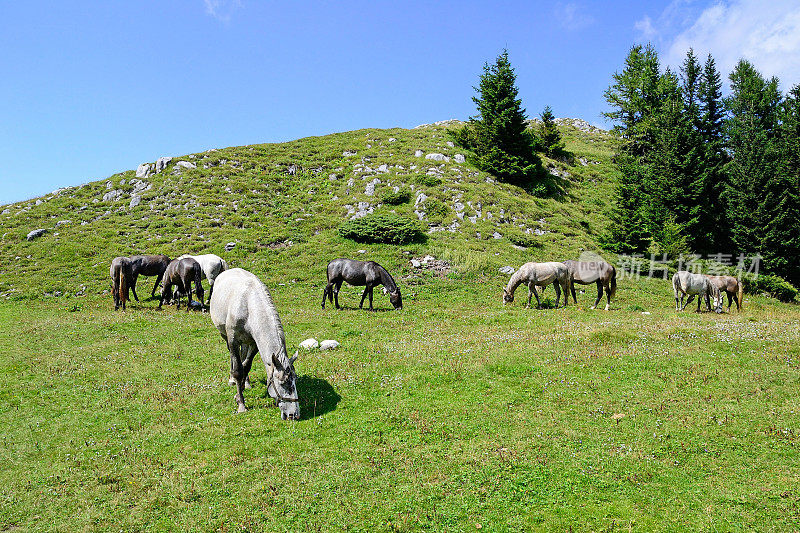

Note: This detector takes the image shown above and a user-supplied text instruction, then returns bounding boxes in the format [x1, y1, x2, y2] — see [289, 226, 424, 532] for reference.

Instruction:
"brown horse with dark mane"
[129, 254, 171, 301]
[110, 256, 133, 310]
[159, 257, 204, 311]
[705, 275, 744, 311]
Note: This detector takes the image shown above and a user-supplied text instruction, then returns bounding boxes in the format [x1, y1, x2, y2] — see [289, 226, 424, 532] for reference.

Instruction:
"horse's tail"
[737, 278, 744, 310]
[608, 266, 617, 298]
[119, 269, 128, 308]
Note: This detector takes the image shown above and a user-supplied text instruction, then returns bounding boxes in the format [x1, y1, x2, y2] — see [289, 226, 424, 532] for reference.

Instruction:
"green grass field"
[1, 122, 799, 531]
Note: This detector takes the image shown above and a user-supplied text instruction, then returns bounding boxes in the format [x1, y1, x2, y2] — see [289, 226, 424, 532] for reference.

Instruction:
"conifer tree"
[452, 50, 543, 190]
[538, 105, 565, 157]
[724, 60, 782, 254]
[761, 85, 800, 284]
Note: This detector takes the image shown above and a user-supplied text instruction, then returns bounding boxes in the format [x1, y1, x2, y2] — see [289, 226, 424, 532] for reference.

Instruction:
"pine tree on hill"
[452, 50, 544, 192]
[724, 60, 783, 255]
[538, 105, 565, 157]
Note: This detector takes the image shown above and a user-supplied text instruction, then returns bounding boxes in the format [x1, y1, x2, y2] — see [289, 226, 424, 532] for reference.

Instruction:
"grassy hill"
[0, 119, 617, 299]
[2, 122, 800, 531]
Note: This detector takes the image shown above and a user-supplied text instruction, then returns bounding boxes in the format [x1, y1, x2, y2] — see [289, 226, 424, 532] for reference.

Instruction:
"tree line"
[602, 44, 800, 286]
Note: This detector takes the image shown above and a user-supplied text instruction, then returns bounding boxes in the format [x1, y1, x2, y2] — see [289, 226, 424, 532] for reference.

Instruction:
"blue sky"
[2, 0, 799, 205]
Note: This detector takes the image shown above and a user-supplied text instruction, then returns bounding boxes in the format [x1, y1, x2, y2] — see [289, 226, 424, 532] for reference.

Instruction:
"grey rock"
[414, 192, 428, 206]
[136, 163, 152, 178]
[27, 229, 47, 241]
[493, 232, 502, 239]
[174, 161, 196, 172]
[35, 199, 43, 206]
[414, 150, 424, 157]
[129, 196, 141, 208]
[155, 156, 173, 172]
[225, 242, 237, 251]
[377, 164, 389, 173]
[454, 154, 466, 163]
[103, 189, 123, 202]
[425, 153, 449, 162]
[343, 150, 357, 157]
[410, 259, 422, 268]
[499, 266, 516, 275]
[446, 141, 454, 147]
[299, 338, 319, 350]
[320, 340, 340, 351]
[2, 209, 9, 215]
[55, 220, 71, 227]
[364, 178, 381, 196]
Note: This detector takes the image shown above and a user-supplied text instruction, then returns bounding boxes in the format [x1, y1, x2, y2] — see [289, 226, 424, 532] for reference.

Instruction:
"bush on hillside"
[338, 213, 425, 245]
[381, 189, 412, 205]
[742, 274, 797, 302]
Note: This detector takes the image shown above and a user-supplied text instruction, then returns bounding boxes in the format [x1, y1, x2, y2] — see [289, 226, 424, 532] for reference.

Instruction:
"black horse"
[129, 254, 171, 301]
[159, 257, 204, 311]
[322, 258, 402, 311]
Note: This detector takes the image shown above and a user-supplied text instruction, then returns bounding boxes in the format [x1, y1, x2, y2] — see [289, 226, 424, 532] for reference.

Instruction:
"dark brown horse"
[705, 275, 744, 311]
[563, 259, 617, 310]
[322, 258, 402, 311]
[159, 257, 204, 310]
[110, 257, 133, 310]
[129, 254, 171, 301]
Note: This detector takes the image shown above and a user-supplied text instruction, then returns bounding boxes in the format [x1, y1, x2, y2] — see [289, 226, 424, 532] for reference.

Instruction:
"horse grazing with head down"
[563, 259, 617, 310]
[322, 258, 402, 311]
[705, 275, 744, 312]
[672, 271, 723, 313]
[129, 254, 171, 301]
[177, 253, 228, 305]
[210, 268, 300, 419]
[158, 257, 204, 310]
[502, 262, 570, 308]
[110, 256, 133, 310]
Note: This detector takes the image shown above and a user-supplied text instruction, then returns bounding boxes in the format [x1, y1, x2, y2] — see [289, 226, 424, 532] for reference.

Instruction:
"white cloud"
[634, 15, 657, 39]
[554, 2, 595, 31]
[204, 0, 242, 23]
[663, 0, 800, 89]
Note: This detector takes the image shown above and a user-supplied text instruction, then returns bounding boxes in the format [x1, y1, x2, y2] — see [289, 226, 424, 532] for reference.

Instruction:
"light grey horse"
[502, 262, 570, 308]
[672, 271, 723, 313]
[210, 268, 299, 419]
[563, 259, 617, 310]
[178, 253, 228, 305]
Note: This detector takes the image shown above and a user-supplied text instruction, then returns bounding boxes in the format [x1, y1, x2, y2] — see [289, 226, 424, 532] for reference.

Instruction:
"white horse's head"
[269, 351, 300, 421]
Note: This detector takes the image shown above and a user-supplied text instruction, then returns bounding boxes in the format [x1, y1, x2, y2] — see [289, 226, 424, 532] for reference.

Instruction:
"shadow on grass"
[297, 376, 341, 421]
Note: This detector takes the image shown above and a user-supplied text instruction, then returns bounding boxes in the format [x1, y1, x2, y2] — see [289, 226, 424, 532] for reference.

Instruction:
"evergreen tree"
[761, 84, 800, 284]
[452, 50, 543, 189]
[692, 53, 728, 252]
[601, 44, 663, 252]
[724, 60, 782, 255]
[538, 105, 565, 157]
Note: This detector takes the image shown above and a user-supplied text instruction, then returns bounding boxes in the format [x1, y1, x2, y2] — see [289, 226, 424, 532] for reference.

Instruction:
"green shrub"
[422, 198, 449, 224]
[743, 274, 797, 302]
[415, 175, 442, 187]
[504, 229, 541, 248]
[381, 189, 412, 205]
[338, 213, 425, 245]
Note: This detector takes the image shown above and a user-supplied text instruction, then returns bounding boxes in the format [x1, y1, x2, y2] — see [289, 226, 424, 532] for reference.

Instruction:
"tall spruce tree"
[724, 60, 782, 255]
[538, 105, 565, 157]
[452, 50, 543, 189]
[761, 84, 800, 284]
[601, 44, 663, 252]
[693, 53, 728, 252]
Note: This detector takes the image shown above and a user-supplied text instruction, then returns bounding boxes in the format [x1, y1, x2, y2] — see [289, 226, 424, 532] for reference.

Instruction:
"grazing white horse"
[210, 268, 299, 419]
[178, 253, 228, 305]
[672, 271, 723, 313]
[502, 262, 570, 308]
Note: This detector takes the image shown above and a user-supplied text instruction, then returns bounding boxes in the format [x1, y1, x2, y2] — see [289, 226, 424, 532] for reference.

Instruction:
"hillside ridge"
[0, 120, 619, 300]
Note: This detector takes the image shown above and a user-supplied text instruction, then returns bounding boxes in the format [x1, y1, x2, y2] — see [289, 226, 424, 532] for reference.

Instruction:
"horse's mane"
[376, 264, 398, 291]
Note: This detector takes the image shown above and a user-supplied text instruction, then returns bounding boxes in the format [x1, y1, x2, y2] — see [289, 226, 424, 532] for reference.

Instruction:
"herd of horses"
[108, 254, 744, 419]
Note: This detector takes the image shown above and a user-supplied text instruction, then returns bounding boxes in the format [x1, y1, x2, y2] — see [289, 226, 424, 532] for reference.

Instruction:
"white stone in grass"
[299, 338, 319, 350]
[410, 259, 421, 268]
[499, 266, 516, 275]
[414, 150, 424, 157]
[319, 340, 340, 351]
